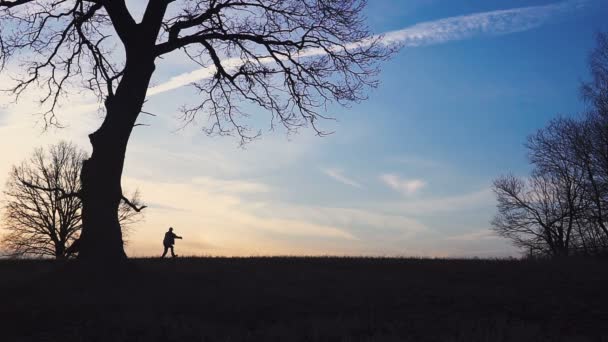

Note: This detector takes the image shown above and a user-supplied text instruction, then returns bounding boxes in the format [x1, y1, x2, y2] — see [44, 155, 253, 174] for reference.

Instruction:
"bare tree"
[0, 0, 395, 261]
[576, 32, 608, 245]
[493, 32, 608, 257]
[1, 141, 144, 259]
[565, 116, 608, 251]
[492, 168, 585, 257]
[582, 32, 608, 118]
[495, 119, 608, 258]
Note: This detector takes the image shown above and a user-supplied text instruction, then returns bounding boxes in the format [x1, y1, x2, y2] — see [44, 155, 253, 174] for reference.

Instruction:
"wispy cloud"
[192, 176, 271, 194]
[379, 0, 587, 47]
[255, 203, 428, 239]
[322, 168, 363, 188]
[446, 229, 498, 242]
[148, 0, 586, 96]
[381, 173, 426, 195]
[381, 188, 494, 215]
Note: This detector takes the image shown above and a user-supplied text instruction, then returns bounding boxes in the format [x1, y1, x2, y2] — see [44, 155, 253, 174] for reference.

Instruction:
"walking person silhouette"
[161, 227, 182, 258]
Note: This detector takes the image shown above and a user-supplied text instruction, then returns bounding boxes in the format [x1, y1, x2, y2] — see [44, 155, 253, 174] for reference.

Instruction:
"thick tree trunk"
[55, 244, 66, 259]
[77, 57, 155, 262]
[77, 136, 128, 261]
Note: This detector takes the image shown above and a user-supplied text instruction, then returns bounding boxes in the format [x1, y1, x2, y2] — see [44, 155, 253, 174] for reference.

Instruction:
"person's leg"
[170, 245, 176, 257]
[162, 245, 168, 258]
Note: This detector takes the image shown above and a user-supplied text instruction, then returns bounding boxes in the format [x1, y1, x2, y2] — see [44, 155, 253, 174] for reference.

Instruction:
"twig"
[121, 195, 147, 212]
[20, 180, 81, 200]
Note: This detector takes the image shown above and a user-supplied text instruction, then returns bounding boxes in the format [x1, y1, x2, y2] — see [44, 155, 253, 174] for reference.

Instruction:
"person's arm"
[177, 236, 183, 239]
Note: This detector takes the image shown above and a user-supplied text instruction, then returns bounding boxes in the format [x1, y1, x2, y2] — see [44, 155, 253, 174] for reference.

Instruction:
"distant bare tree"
[493, 32, 608, 257]
[1, 142, 144, 259]
[492, 170, 584, 257]
[582, 32, 608, 117]
[566, 116, 608, 252]
[576, 32, 608, 247]
[494, 117, 608, 257]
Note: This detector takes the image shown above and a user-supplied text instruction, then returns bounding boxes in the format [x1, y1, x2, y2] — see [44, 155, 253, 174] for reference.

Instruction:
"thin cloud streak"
[446, 229, 499, 242]
[148, 0, 586, 96]
[384, 188, 494, 215]
[381, 173, 426, 195]
[379, 0, 587, 47]
[322, 168, 363, 188]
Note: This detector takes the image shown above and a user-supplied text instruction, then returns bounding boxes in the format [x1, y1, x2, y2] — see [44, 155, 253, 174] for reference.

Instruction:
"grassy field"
[0, 257, 607, 341]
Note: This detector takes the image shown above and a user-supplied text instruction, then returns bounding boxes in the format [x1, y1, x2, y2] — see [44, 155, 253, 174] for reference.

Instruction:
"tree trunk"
[55, 243, 66, 260]
[77, 56, 155, 262]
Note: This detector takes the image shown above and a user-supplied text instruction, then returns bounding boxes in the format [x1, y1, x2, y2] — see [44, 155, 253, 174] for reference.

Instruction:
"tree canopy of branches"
[493, 32, 608, 258]
[493, 122, 588, 257]
[1, 141, 144, 259]
[0, 0, 394, 261]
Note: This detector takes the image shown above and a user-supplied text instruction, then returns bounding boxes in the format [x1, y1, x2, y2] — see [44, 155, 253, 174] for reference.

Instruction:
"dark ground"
[0, 257, 607, 342]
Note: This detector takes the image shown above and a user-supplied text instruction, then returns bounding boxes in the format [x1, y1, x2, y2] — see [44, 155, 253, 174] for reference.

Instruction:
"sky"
[1, 0, 607, 258]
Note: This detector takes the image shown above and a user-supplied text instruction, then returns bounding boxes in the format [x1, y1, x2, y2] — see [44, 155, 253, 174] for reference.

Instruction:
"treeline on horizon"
[492, 32, 608, 258]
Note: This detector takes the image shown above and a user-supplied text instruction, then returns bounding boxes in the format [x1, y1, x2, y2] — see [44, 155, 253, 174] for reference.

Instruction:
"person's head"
[169, 227, 173, 232]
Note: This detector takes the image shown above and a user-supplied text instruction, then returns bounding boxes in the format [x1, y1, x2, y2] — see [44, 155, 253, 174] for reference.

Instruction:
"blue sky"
[1, 0, 607, 257]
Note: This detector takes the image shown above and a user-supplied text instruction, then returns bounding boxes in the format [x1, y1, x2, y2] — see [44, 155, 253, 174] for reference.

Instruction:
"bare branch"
[0, 0, 34, 9]
[121, 194, 147, 213]
[19, 179, 81, 200]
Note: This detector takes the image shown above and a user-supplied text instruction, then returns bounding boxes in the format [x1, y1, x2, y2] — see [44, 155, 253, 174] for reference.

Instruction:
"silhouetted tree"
[0, 0, 394, 261]
[565, 116, 608, 252]
[576, 32, 608, 246]
[493, 32, 608, 257]
[1, 141, 144, 259]
[492, 169, 584, 257]
[582, 32, 608, 118]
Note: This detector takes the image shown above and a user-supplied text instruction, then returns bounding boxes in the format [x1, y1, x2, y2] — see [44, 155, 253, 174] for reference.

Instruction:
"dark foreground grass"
[0, 257, 607, 342]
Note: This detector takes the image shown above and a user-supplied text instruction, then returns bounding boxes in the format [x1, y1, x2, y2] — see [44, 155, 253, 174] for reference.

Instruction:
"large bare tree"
[0, 0, 394, 261]
[1, 141, 144, 259]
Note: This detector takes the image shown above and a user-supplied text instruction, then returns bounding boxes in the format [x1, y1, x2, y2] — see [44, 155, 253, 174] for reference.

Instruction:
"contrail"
[379, 0, 587, 48]
[147, 0, 587, 97]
